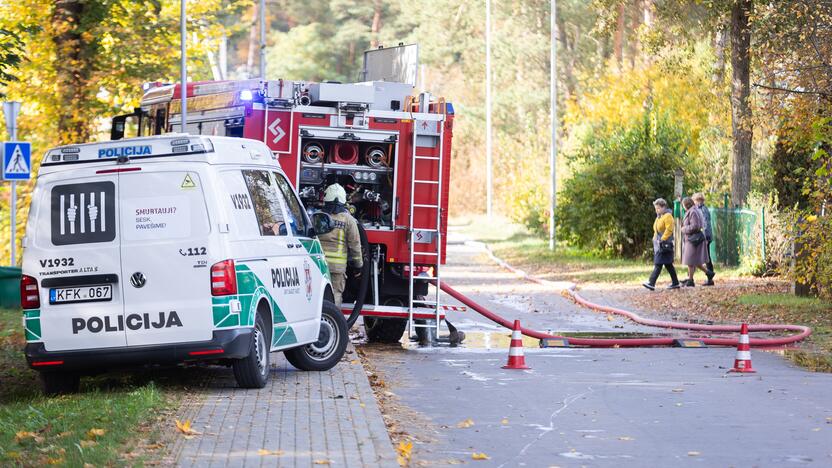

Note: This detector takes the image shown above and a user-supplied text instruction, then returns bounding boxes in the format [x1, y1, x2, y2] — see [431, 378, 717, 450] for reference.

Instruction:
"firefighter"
[319, 183, 363, 307]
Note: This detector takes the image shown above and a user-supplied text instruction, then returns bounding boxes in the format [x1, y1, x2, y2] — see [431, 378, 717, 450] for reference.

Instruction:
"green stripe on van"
[272, 325, 298, 347]
[211, 264, 288, 329]
[24, 309, 41, 342]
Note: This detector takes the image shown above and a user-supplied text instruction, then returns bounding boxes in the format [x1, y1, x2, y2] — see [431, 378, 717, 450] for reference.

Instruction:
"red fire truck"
[110, 47, 459, 343]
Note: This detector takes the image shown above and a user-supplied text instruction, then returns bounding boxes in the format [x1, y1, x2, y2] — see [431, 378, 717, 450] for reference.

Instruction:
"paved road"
[368, 232, 832, 467]
[172, 346, 397, 468]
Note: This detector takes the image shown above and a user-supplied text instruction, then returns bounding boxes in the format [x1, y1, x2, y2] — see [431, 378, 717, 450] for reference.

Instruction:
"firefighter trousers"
[331, 271, 346, 309]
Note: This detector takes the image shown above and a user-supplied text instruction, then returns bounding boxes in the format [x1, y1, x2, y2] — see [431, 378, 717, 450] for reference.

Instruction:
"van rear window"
[51, 182, 116, 245]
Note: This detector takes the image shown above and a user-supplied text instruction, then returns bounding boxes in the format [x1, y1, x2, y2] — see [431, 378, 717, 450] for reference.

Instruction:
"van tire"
[40, 371, 80, 396]
[284, 300, 347, 371]
[232, 312, 271, 388]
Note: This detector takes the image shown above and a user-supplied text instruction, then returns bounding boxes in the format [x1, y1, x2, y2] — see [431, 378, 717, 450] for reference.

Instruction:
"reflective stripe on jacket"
[319, 211, 363, 274]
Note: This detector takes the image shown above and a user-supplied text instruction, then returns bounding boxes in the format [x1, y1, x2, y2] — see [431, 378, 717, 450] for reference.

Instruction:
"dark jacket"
[697, 203, 712, 241]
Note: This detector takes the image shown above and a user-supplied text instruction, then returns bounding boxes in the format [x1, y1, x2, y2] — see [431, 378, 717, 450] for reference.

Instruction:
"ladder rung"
[412, 251, 438, 256]
[413, 204, 439, 208]
[410, 323, 439, 328]
[414, 155, 441, 160]
[411, 276, 438, 281]
[412, 228, 438, 232]
[414, 179, 440, 184]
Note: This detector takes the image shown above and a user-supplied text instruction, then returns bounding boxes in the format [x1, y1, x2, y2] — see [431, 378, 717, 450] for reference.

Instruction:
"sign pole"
[549, 0, 558, 250]
[485, 0, 493, 218]
[180, 0, 188, 132]
[3, 101, 21, 265]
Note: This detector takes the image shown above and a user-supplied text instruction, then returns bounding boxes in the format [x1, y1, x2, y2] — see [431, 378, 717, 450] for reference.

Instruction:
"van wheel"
[233, 312, 271, 388]
[284, 300, 347, 371]
[40, 371, 80, 396]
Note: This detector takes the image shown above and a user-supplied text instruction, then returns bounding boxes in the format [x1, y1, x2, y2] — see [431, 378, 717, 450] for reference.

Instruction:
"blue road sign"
[3, 141, 31, 180]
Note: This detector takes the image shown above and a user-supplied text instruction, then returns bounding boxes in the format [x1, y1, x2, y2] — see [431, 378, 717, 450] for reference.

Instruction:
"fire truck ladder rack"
[407, 115, 445, 338]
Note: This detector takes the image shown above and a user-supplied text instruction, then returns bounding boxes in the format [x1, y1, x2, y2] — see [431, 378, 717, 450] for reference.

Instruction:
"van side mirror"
[311, 212, 334, 236]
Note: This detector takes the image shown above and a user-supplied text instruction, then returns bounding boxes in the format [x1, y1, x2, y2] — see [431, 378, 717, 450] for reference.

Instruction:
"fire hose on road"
[438, 242, 811, 348]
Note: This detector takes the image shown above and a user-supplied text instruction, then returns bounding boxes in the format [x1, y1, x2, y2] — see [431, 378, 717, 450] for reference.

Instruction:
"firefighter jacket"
[319, 211, 363, 274]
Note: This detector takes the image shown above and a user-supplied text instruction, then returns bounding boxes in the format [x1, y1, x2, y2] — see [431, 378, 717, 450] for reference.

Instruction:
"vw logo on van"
[130, 272, 147, 288]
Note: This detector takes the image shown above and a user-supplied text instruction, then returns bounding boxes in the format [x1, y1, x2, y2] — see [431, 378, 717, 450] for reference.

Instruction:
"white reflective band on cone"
[739, 334, 749, 344]
[509, 347, 524, 356]
[736, 351, 751, 360]
[512, 330, 522, 339]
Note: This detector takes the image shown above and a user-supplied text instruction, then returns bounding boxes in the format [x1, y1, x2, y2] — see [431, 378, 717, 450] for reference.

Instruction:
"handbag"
[659, 240, 674, 253]
[688, 231, 706, 246]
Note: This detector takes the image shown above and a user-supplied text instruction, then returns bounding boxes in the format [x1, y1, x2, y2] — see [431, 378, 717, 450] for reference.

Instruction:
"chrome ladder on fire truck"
[407, 111, 445, 338]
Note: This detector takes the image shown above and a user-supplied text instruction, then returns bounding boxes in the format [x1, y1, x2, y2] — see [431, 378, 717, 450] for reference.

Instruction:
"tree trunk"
[628, 0, 642, 68]
[613, 3, 625, 70]
[246, 7, 257, 78]
[52, 0, 94, 144]
[370, 2, 382, 49]
[713, 24, 727, 86]
[730, 0, 753, 207]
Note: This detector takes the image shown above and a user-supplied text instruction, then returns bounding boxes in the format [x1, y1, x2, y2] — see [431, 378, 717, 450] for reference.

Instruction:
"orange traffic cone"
[729, 323, 755, 373]
[502, 320, 530, 369]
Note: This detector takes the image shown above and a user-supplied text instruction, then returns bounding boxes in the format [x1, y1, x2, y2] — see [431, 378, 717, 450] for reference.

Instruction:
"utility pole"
[485, 0, 493, 218]
[549, 0, 558, 250]
[259, 0, 266, 78]
[180, 0, 188, 132]
[3, 101, 21, 265]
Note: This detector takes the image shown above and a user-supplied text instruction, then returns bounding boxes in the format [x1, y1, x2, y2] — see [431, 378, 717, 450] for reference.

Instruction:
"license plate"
[49, 285, 113, 304]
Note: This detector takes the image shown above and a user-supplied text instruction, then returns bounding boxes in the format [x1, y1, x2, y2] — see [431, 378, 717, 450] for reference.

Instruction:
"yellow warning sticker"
[181, 173, 196, 189]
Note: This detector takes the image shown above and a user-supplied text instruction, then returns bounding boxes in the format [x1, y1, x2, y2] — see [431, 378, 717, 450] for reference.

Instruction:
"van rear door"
[30, 170, 125, 351]
[118, 168, 214, 346]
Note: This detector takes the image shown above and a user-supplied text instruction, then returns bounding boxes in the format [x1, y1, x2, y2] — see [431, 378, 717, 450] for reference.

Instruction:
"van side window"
[273, 173, 310, 237]
[241, 170, 288, 236]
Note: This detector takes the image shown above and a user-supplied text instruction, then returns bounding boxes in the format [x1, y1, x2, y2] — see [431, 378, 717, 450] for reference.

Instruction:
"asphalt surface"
[367, 232, 832, 467]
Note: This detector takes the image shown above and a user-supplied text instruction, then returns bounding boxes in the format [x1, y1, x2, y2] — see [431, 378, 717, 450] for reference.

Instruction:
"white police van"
[21, 135, 346, 394]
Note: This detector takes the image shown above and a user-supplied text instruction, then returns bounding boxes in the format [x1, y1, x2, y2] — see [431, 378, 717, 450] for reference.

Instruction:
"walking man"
[318, 183, 363, 307]
[692, 192, 715, 285]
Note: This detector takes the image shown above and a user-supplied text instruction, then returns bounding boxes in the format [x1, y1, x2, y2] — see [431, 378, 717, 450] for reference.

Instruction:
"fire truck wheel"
[364, 317, 408, 344]
[40, 371, 80, 396]
[284, 300, 348, 371]
[233, 310, 271, 388]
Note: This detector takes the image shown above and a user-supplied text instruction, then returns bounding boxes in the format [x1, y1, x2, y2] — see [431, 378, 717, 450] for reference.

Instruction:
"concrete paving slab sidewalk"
[171, 345, 398, 468]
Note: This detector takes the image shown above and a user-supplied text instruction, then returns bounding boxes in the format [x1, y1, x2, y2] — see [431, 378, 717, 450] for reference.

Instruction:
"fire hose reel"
[302, 143, 325, 164]
[364, 146, 388, 168]
[333, 142, 359, 165]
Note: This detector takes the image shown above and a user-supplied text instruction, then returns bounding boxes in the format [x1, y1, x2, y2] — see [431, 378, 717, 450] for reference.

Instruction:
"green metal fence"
[679, 194, 766, 268]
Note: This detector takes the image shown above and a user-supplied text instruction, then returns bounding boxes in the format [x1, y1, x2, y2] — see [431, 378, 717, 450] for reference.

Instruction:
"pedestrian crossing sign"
[3, 141, 31, 180]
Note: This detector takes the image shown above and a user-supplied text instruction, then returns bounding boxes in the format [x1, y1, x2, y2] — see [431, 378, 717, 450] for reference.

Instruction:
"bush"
[556, 113, 698, 257]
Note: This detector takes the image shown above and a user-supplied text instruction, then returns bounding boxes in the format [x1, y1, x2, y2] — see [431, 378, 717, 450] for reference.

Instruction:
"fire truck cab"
[111, 45, 457, 343]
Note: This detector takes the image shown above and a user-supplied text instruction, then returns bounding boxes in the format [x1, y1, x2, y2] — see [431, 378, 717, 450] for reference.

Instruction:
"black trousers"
[649, 263, 679, 286]
[705, 239, 714, 272]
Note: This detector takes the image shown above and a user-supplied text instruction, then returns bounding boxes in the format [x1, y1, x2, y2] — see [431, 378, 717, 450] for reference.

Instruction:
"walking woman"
[680, 197, 714, 286]
[643, 198, 680, 290]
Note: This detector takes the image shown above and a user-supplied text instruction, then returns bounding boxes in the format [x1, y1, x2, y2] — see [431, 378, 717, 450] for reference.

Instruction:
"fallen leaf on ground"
[175, 419, 202, 436]
[606, 314, 614, 321]
[257, 449, 284, 456]
[46, 458, 64, 465]
[687, 451, 701, 456]
[472, 452, 490, 460]
[396, 440, 413, 465]
[672, 388, 684, 393]
[456, 418, 474, 428]
[618, 436, 635, 441]
[313, 459, 331, 465]
[14, 431, 41, 444]
[79, 440, 97, 448]
[501, 418, 509, 424]
[86, 428, 106, 439]
[57, 431, 73, 438]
